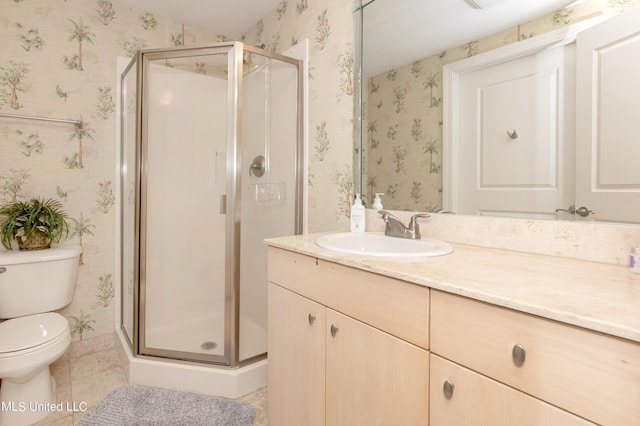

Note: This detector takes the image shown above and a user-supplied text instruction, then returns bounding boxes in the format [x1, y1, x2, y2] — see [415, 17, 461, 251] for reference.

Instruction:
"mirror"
[355, 0, 640, 223]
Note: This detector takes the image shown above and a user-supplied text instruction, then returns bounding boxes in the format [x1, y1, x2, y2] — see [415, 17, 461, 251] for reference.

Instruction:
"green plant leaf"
[0, 197, 70, 250]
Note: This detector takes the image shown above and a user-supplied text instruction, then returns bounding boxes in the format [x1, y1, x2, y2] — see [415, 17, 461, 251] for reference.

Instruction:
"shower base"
[144, 311, 267, 361]
[145, 310, 226, 357]
[115, 329, 267, 399]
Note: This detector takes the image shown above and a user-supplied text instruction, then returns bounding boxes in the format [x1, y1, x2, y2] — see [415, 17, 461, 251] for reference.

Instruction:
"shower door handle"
[220, 194, 226, 214]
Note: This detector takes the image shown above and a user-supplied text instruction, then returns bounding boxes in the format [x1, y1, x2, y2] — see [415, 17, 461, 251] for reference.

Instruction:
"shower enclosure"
[120, 42, 303, 368]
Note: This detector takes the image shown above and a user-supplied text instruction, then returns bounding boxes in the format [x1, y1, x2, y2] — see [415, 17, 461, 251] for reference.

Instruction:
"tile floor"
[30, 333, 267, 425]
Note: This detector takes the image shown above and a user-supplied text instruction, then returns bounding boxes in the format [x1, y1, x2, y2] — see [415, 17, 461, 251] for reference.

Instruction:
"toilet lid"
[0, 312, 68, 353]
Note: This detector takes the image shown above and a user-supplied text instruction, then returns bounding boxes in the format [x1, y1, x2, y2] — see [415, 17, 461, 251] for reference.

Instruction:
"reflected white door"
[455, 43, 575, 219]
[575, 8, 640, 223]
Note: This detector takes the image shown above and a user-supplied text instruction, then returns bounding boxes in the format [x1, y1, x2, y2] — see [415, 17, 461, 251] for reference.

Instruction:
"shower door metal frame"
[120, 42, 304, 368]
[119, 52, 141, 356]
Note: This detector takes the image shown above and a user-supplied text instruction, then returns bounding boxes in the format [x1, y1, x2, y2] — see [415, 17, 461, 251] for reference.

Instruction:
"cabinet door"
[430, 354, 594, 425]
[326, 309, 429, 426]
[268, 283, 325, 426]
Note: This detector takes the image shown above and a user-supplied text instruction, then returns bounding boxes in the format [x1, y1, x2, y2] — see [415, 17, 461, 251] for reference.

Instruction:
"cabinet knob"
[512, 343, 526, 367]
[443, 380, 455, 400]
[308, 313, 316, 325]
[330, 324, 339, 337]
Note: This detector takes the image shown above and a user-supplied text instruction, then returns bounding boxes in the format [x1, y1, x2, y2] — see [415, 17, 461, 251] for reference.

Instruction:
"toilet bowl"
[0, 313, 71, 379]
[0, 313, 71, 425]
[0, 245, 81, 426]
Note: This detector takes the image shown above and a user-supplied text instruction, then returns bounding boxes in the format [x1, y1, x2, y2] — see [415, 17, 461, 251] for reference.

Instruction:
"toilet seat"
[0, 312, 69, 355]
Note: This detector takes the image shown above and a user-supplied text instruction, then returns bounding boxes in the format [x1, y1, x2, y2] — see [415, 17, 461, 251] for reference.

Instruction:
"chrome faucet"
[378, 211, 430, 240]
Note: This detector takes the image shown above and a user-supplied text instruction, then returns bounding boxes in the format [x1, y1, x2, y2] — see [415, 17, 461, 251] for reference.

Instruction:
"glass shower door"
[139, 46, 235, 364]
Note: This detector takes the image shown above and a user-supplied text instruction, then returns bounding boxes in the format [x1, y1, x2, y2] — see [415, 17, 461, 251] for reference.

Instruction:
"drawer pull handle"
[443, 380, 455, 400]
[512, 344, 526, 367]
[0, 266, 6, 273]
[330, 324, 339, 337]
[308, 313, 316, 325]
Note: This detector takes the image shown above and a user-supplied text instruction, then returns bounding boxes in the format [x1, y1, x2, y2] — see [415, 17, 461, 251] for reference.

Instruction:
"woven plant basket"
[16, 232, 51, 250]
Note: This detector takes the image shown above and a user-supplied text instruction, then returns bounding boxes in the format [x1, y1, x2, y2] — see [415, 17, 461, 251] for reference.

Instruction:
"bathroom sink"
[316, 232, 453, 258]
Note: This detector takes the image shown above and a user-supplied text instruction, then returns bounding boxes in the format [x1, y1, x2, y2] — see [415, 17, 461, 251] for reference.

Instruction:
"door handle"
[555, 205, 595, 217]
[220, 194, 226, 214]
[574, 206, 595, 217]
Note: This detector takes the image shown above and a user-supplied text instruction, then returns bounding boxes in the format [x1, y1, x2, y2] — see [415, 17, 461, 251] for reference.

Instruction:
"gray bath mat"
[78, 384, 255, 425]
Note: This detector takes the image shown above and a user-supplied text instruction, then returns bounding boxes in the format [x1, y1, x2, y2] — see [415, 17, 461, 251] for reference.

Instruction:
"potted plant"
[0, 197, 70, 250]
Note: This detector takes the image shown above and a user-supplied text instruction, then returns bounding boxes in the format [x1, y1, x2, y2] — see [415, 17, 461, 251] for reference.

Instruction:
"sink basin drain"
[201, 341, 218, 350]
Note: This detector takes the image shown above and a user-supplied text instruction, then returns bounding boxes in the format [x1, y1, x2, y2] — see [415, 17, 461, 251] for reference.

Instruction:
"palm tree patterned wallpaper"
[7, 0, 629, 342]
[1, 0, 226, 340]
[363, 0, 640, 212]
[242, 0, 355, 224]
[0, 0, 354, 342]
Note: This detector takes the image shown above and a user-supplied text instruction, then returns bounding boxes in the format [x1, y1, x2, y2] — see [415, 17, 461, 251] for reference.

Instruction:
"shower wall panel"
[239, 57, 299, 362]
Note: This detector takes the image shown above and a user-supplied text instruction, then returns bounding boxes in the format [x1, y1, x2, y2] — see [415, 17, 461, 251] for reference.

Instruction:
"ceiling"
[116, 0, 282, 39]
[117, 0, 576, 75]
[363, 0, 577, 76]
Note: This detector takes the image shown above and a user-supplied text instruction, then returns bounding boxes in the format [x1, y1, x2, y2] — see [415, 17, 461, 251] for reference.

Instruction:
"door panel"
[457, 43, 575, 219]
[575, 7, 640, 223]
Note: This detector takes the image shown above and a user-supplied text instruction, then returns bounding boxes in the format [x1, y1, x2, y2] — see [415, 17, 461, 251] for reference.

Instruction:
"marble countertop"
[265, 232, 640, 343]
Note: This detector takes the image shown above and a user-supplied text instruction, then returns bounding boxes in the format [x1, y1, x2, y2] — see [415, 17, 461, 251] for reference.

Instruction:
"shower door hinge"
[220, 194, 226, 214]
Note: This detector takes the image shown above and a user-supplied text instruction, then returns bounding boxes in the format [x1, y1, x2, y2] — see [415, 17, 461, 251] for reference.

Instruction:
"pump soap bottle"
[631, 246, 640, 273]
[372, 193, 384, 210]
[350, 194, 366, 233]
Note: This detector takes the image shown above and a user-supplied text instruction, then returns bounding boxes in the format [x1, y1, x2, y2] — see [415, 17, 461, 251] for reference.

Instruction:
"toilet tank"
[0, 245, 82, 319]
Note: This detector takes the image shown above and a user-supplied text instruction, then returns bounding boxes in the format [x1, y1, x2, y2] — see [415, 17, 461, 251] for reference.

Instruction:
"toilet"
[0, 245, 81, 426]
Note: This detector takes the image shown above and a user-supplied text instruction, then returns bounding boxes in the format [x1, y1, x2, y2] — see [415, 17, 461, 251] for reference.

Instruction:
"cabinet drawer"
[430, 354, 594, 425]
[431, 290, 640, 425]
[267, 247, 429, 349]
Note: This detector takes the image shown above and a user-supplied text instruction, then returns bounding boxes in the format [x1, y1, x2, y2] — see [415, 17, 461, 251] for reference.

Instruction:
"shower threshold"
[115, 329, 267, 399]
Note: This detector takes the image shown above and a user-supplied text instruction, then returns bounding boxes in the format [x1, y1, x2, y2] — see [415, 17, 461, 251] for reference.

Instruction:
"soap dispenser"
[631, 246, 640, 273]
[350, 194, 366, 233]
[372, 193, 384, 210]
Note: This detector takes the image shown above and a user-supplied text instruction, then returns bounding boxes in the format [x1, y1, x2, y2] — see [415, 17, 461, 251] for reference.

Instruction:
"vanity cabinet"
[266, 243, 640, 425]
[267, 247, 430, 425]
[430, 290, 640, 425]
